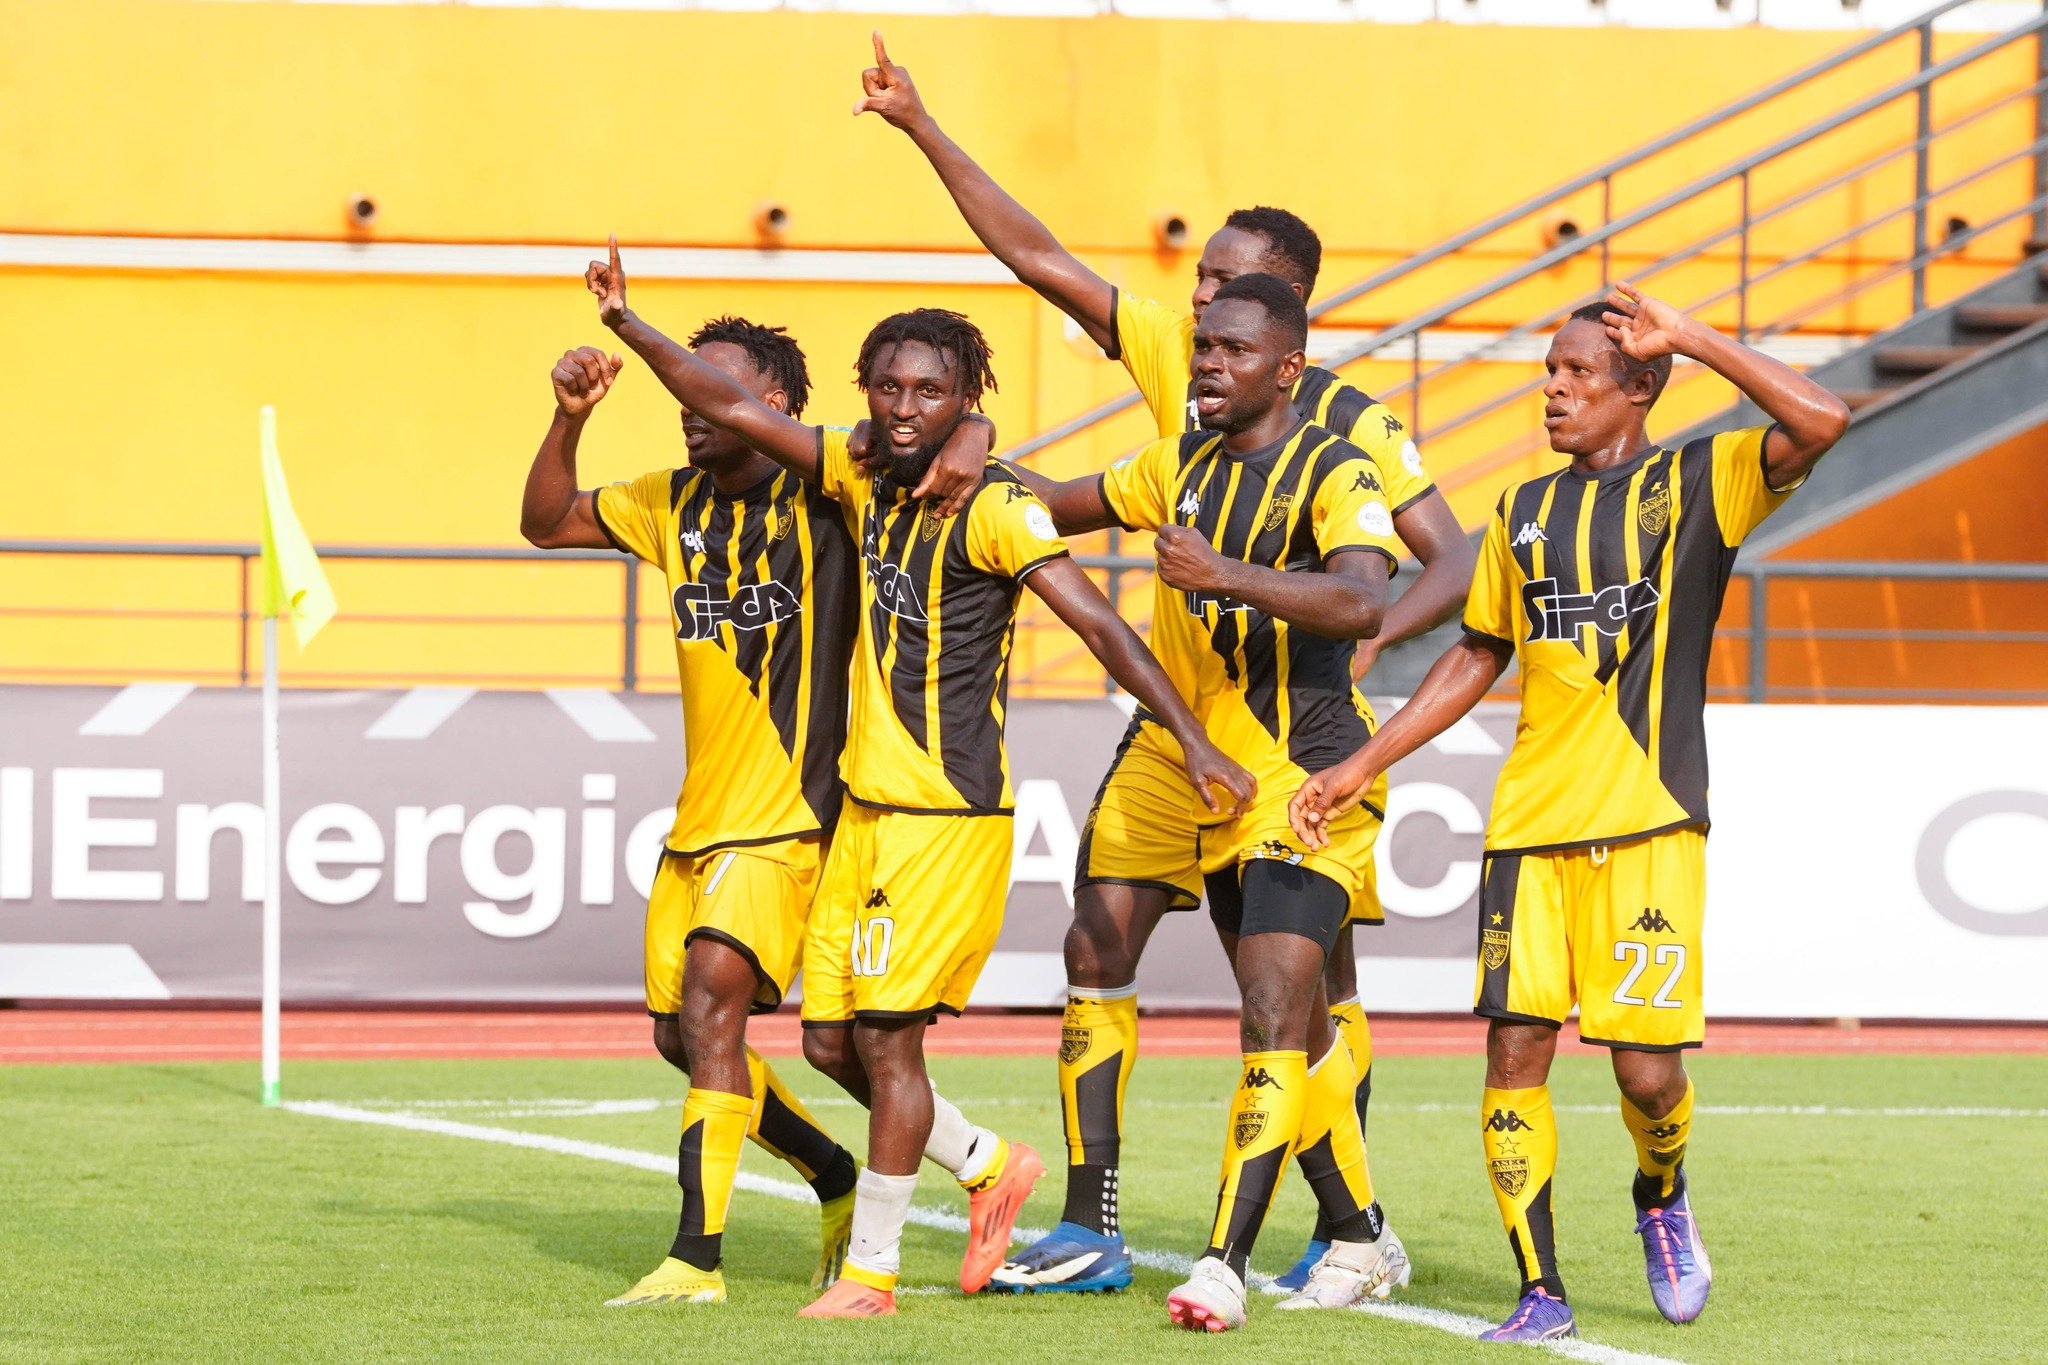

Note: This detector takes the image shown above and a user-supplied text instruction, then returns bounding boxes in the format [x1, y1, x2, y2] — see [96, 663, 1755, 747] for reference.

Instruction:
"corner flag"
[256, 405, 334, 1107]
[259, 406, 335, 647]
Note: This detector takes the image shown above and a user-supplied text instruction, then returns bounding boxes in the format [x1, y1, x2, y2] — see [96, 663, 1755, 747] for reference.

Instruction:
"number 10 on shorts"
[851, 916, 895, 977]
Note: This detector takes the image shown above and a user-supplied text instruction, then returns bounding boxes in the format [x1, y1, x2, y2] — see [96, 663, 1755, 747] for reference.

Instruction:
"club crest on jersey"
[672, 581, 801, 642]
[1261, 493, 1295, 533]
[1522, 574, 1661, 644]
[770, 501, 796, 542]
[1638, 480, 1673, 535]
[1482, 927, 1511, 971]
[1060, 1027, 1091, 1067]
[1233, 1108, 1267, 1150]
[920, 506, 945, 542]
[1490, 1155, 1529, 1198]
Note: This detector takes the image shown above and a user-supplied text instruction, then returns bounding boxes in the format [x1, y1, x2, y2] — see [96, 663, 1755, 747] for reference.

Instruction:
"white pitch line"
[283, 1099, 1686, 1365]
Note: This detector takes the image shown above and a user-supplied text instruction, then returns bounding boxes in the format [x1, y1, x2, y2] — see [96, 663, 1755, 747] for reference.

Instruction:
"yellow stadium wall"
[2, 0, 2038, 691]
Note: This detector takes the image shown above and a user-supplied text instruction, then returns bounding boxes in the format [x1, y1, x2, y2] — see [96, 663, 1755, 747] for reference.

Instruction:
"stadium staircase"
[1013, 0, 2048, 701]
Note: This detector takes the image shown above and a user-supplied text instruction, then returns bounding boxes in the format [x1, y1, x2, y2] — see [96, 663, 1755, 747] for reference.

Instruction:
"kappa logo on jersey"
[1511, 522, 1549, 548]
[1522, 574, 1662, 645]
[1177, 490, 1203, 518]
[1629, 907, 1676, 933]
[864, 888, 891, 909]
[672, 581, 802, 642]
[681, 529, 707, 555]
[1382, 413, 1404, 438]
[1485, 1108, 1534, 1134]
[1003, 484, 1035, 503]
[1349, 468, 1383, 494]
[1261, 492, 1295, 533]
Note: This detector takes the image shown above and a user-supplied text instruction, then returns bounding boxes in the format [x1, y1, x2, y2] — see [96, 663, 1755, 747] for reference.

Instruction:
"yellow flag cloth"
[258, 406, 336, 648]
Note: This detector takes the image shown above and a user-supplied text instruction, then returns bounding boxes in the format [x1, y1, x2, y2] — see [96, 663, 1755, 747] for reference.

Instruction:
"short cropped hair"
[1566, 302, 1672, 406]
[1210, 272, 1310, 352]
[1225, 206, 1322, 298]
[689, 316, 811, 418]
[854, 308, 997, 406]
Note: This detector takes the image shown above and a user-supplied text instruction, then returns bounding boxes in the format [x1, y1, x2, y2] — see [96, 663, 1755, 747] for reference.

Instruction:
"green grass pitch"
[3, 1048, 2044, 1363]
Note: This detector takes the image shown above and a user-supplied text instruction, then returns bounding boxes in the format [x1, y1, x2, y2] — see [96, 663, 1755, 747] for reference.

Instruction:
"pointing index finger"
[608, 233, 621, 278]
[872, 30, 892, 72]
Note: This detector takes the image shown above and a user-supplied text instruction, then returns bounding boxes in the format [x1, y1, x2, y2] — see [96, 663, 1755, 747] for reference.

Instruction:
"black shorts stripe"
[1476, 852, 1523, 1017]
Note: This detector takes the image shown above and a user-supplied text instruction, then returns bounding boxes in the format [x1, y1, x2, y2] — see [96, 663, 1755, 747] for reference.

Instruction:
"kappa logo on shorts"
[865, 888, 892, 909]
[1485, 1108, 1534, 1134]
[1060, 1027, 1092, 1067]
[1247, 839, 1304, 866]
[1629, 908, 1676, 933]
[1490, 1155, 1530, 1198]
[1233, 1108, 1268, 1150]
[1482, 927, 1511, 972]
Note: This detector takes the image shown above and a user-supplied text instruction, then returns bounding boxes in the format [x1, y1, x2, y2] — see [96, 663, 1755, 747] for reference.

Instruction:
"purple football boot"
[1478, 1287, 1577, 1342]
[1635, 1185, 1712, 1324]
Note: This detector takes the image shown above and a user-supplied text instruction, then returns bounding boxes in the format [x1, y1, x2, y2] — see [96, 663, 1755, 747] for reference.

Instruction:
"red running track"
[2, 1008, 2045, 1065]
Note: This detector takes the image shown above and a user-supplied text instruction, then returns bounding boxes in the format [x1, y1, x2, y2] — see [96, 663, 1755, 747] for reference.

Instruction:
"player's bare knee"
[1237, 980, 1307, 1053]
[650, 1017, 690, 1073]
[803, 1025, 859, 1086]
[1613, 1050, 1687, 1116]
[1064, 910, 1137, 990]
[1485, 1020, 1558, 1089]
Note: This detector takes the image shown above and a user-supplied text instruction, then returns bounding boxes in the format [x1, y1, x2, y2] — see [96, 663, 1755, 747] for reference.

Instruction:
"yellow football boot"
[604, 1257, 727, 1307]
[816, 1179, 858, 1290]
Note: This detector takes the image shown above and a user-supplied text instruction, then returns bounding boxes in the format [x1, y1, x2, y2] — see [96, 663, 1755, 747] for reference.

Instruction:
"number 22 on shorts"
[1612, 941, 1685, 1008]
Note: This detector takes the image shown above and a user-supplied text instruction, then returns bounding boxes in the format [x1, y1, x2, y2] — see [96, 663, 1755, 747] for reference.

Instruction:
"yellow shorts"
[1474, 827, 1707, 1051]
[1077, 718, 1388, 923]
[644, 837, 822, 1017]
[799, 803, 1013, 1025]
[1198, 796, 1385, 926]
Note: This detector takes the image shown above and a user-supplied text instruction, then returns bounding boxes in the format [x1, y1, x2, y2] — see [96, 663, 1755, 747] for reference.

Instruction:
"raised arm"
[1354, 492, 1475, 680]
[1292, 633, 1511, 848]
[521, 346, 623, 550]
[1024, 557, 1256, 816]
[854, 33, 1116, 351]
[1154, 532, 1388, 640]
[586, 237, 821, 480]
[1603, 281, 1850, 489]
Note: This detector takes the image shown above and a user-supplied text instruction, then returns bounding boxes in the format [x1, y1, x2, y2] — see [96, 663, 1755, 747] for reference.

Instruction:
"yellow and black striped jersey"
[1098, 421, 1403, 817]
[815, 427, 1071, 815]
[595, 465, 858, 857]
[1463, 426, 1800, 854]
[1108, 287, 1438, 517]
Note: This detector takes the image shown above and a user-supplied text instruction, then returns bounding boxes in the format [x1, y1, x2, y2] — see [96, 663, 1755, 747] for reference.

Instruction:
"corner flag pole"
[256, 405, 336, 1107]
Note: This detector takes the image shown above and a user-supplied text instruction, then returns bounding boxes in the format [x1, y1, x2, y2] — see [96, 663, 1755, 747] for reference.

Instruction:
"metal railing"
[1007, 1, 2048, 497]
[3, 541, 2042, 704]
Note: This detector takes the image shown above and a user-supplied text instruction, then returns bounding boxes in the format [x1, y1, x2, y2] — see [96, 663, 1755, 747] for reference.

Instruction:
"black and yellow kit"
[800, 427, 1071, 1023]
[1079, 288, 1428, 919]
[1093, 422, 1402, 911]
[596, 466, 858, 1012]
[1462, 425, 1799, 1048]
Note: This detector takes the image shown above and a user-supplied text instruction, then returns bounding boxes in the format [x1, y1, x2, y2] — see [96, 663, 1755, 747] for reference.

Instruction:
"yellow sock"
[1294, 1038, 1380, 1242]
[1622, 1080, 1694, 1205]
[1204, 1050, 1308, 1278]
[1328, 996, 1374, 1135]
[744, 1047, 857, 1202]
[672, 1086, 752, 1270]
[1057, 988, 1137, 1235]
[1482, 1086, 1563, 1299]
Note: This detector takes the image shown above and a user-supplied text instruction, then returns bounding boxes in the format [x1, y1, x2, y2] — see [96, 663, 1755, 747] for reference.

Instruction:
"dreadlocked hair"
[688, 315, 812, 418]
[854, 308, 997, 406]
